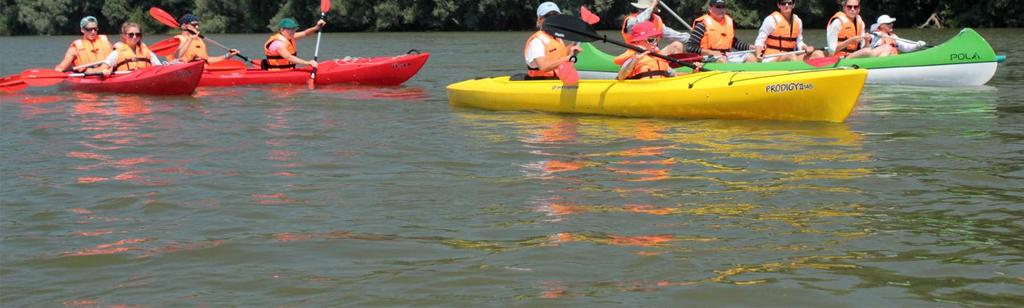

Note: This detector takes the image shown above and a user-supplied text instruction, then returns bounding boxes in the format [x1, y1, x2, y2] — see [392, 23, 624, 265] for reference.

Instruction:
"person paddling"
[622, 0, 686, 55]
[261, 18, 327, 70]
[753, 0, 824, 62]
[868, 15, 926, 57]
[524, 2, 580, 80]
[615, 22, 676, 80]
[95, 22, 163, 76]
[687, 0, 756, 63]
[54, 16, 113, 73]
[826, 0, 872, 58]
[168, 14, 239, 63]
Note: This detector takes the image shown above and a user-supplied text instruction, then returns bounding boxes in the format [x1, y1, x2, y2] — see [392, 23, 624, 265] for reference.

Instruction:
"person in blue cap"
[261, 17, 327, 70]
[168, 13, 239, 63]
[54, 16, 113, 72]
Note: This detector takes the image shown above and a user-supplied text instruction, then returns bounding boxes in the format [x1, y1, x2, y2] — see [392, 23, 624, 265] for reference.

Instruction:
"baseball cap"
[279, 18, 299, 29]
[80, 16, 98, 29]
[536, 2, 561, 17]
[876, 15, 896, 24]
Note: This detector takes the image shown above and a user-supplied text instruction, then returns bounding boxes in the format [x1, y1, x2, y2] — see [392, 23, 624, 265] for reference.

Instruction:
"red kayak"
[63, 61, 205, 95]
[199, 51, 429, 87]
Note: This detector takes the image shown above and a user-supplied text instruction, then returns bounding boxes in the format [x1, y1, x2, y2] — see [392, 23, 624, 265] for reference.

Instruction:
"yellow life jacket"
[167, 34, 209, 62]
[524, 31, 569, 79]
[71, 35, 113, 67]
[829, 12, 865, 55]
[692, 14, 735, 52]
[112, 42, 154, 71]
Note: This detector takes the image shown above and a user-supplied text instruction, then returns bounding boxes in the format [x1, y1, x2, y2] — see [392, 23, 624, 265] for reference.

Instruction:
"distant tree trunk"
[917, 12, 943, 29]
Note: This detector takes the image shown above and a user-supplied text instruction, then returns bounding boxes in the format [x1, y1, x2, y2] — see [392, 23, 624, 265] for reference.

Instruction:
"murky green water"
[2, 28, 1022, 306]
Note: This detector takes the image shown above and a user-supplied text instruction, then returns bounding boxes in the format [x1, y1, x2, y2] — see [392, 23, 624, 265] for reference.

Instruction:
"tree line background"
[1, 0, 1019, 35]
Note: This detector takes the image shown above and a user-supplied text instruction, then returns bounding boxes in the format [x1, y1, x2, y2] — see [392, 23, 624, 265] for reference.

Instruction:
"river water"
[1, 28, 1022, 306]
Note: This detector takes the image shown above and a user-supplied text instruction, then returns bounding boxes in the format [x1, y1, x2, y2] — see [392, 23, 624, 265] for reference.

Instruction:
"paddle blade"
[542, 14, 600, 43]
[805, 55, 841, 68]
[580, 6, 600, 25]
[150, 37, 181, 57]
[149, 7, 180, 29]
[321, 0, 331, 13]
[20, 69, 69, 87]
[207, 59, 248, 72]
[0, 75, 27, 93]
[556, 61, 579, 86]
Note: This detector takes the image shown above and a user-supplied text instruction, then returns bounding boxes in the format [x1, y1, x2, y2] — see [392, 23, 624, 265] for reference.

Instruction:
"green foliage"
[2, 0, 1020, 35]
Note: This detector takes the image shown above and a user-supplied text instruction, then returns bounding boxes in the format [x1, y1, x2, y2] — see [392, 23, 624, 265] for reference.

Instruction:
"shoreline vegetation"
[1, 0, 1020, 36]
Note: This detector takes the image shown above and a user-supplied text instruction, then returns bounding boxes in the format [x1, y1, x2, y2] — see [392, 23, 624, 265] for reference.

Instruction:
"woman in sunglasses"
[95, 22, 163, 76]
[615, 22, 676, 80]
[753, 0, 824, 62]
[54, 16, 113, 73]
[826, 0, 872, 58]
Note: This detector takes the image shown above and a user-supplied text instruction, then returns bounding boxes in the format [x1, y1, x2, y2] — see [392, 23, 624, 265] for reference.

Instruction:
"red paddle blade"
[321, 0, 331, 13]
[556, 61, 579, 86]
[20, 69, 70, 87]
[206, 59, 248, 72]
[149, 7, 180, 29]
[580, 6, 600, 25]
[805, 55, 841, 68]
[0, 75, 27, 93]
[150, 37, 181, 57]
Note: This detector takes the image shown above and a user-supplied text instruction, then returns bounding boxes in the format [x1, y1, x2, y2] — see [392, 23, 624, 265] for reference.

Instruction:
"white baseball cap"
[536, 2, 561, 17]
[631, 0, 654, 9]
[876, 15, 896, 24]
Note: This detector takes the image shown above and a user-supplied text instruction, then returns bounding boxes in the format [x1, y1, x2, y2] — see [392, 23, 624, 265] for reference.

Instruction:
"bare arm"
[54, 46, 78, 71]
[295, 20, 327, 39]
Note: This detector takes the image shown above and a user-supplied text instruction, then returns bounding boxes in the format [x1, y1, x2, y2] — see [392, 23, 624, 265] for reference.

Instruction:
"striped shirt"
[685, 22, 751, 54]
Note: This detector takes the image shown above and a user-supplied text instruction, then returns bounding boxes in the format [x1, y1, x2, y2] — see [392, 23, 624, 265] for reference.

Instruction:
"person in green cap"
[261, 17, 327, 70]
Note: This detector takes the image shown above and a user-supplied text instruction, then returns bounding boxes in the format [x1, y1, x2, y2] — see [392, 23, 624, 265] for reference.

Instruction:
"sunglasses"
[125, 32, 142, 38]
[646, 37, 659, 44]
[778, 1, 795, 6]
[845, 5, 860, 9]
[83, 27, 98, 32]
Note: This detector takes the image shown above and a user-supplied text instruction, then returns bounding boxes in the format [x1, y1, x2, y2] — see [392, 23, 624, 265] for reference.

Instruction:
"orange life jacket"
[878, 35, 899, 55]
[614, 49, 672, 80]
[263, 33, 298, 70]
[692, 14, 735, 52]
[112, 42, 153, 71]
[621, 14, 665, 43]
[828, 12, 865, 55]
[167, 34, 209, 62]
[764, 11, 801, 55]
[524, 31, 569, 79]
[70, 35, 113, 67]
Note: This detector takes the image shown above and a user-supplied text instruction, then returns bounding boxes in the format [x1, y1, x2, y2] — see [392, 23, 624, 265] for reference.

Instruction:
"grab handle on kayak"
[407, 49, 422, 55]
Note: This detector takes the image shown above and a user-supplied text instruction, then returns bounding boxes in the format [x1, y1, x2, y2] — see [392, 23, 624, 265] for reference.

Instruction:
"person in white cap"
[868, 15, 926, 57]
[621, 0, 686, 55]
[524, 2, 580, 80]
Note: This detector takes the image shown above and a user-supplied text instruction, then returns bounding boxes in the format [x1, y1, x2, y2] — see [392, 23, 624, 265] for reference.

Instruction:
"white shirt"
[826, 16, 864, 53]
[870, 32, 921, 52]
[625, 6, 691, 43]
[101, 43, 162, 69]
[525, 34, 554, 69]
[753, 13, 807, 50]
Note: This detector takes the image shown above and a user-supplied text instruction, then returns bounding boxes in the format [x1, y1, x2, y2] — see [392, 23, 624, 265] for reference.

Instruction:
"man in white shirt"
[868, 15, 926, 57]
[524, 2, 580, 79]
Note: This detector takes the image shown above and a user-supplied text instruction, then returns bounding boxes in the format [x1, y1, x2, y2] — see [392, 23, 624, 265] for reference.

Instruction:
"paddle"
[148, 7, 251, 62]
[761, 49, 806, 59]
[658, 0, 695, 31]
[20, 69, 130, 87]
[309, 0, 329, 89]
[542, 14, 703, 71]
[0, 75, 27, 93]
[580, 6, 600, 25]
[869, 32, 931, 49]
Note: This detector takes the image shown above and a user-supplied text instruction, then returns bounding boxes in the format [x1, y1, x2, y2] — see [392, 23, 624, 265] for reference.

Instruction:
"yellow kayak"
[447, 68, 867, 123]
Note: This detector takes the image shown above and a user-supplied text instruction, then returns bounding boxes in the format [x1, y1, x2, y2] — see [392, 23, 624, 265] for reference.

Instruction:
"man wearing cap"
[868, 15, 926, 57]
[687, 0, 757, 63]
[524, 2, 580, 80]
[54, 16, 113, 73]
[826, 0, 872, 58]
[753, 0, 824, 62]
[261, 17, 327, 70]
[622, 0, 686, 55]
[168, 14, 239, 63]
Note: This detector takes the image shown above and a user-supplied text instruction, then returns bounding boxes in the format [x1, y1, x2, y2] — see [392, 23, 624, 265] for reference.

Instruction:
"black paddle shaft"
[542, 14, 702, 70]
